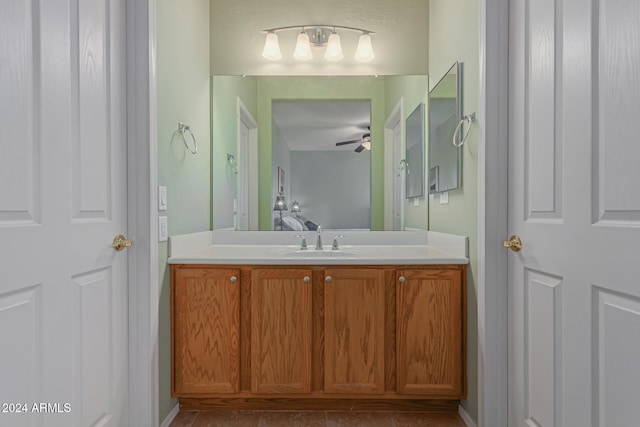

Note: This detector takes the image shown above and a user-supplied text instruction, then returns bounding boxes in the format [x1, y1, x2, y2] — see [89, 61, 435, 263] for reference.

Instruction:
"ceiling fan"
[335, 126, 371, 153]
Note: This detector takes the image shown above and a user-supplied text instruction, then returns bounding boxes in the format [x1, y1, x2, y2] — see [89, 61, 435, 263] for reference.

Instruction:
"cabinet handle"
[230, 276, 237, 283]
[325, 276, 332, 282]
[398, 276, 405, 283]
[303, 276, 310, 283]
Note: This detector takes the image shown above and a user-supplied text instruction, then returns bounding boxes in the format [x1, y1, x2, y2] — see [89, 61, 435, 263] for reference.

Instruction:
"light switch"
[440, 191, 449, 204]
[159, 216, 168, 242]
[158, 186, 167, 211]
[413, 197, 420, 207]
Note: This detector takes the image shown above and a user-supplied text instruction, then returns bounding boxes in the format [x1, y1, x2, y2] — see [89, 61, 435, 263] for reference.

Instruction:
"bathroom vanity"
[168, 231, 468, 411]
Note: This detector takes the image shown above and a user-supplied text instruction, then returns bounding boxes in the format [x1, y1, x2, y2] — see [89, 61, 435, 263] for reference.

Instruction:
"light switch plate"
[159, 216, 168, 242]
[440, 191, 449, 204]
[158, 186, 167, 211]
[413, 197, 420, 207]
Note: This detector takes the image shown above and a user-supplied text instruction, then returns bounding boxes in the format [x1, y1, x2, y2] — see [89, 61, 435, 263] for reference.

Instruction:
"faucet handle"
[332, 235, 344, 251]
[294, 234, 308, 250]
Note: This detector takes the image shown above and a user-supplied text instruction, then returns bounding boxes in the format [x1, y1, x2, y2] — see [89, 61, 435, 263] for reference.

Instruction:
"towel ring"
[178, 122, 197, 154]
[397, 159, 410, 177]
[227, 154, 239, 174]
[452, 113, 476, 147]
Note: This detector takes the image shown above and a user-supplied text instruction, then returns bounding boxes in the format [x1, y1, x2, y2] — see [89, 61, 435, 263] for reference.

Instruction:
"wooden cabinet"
[323, 268, 385, 394]
[251, 268, 313, 394]
[171, 267, 240, 395]
[396, 268, 464, 397]
[171, 264, 466, 409]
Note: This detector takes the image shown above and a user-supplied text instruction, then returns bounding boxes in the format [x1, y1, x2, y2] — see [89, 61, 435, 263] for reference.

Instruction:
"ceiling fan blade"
[336, 139, 362, 146]
[354, 144, 366, 153]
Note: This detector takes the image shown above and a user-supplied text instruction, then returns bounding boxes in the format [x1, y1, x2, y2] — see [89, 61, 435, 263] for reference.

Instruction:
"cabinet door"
[396, 268, 463, 397]
[324, 268, 386, 394]
[251, 269, 312, 394]
[172, 267, 240, 395]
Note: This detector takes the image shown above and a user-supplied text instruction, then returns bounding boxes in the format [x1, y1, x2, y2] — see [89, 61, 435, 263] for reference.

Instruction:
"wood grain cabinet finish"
[323, 268, 386, 394]
[251, 268, 313, 394]
[171, 264, 466, 408]
[396, 269, 464, 397]
[171, 267, 240, 395]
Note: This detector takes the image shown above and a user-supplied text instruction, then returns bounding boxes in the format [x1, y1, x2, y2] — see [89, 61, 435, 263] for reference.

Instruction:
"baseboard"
[458, 404, 477, 427]
[160, 403, 180, 427]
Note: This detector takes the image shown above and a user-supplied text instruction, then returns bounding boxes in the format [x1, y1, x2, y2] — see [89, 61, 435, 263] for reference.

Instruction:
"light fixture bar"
[262, 24, 375, 35]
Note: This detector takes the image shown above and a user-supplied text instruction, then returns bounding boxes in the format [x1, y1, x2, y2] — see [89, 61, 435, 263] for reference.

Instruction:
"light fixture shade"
[354, 33, 375, 62]
[293, 32, 313, 61]
[273, 195, 288, 211]
[324, 32, 344, 61]
[291, 201, 301, 213]
[262, 32, 282, 60]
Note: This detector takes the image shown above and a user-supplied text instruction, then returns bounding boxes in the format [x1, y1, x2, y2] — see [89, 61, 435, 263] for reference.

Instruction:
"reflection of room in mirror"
[429, 62, 462, 193]
[210, 75, 431, 231]
[405, 103, 425, 198]
[272, 100, 372, 230]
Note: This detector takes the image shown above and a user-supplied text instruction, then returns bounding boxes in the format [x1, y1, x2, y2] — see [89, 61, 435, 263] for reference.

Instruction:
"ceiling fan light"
[324, 32, 344, 61]
[361, 140, 371, 150]
[293, 31, 313, 61]
[354, 32, 375, 62]
[262, 32, 282, 60]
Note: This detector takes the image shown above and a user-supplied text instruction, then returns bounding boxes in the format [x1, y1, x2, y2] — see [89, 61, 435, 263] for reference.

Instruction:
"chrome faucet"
[294, 234, 307, 250]
[332, 235, 344, 251]
[315, 226, 323, 250]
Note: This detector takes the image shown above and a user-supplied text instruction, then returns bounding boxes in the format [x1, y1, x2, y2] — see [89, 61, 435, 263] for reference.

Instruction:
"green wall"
[255, 77, 386, 230]
[429, 0, 479, 422]
[157, 0, 211, 421]
[210, 76, 258, 229]
[384, 75, 430, 230]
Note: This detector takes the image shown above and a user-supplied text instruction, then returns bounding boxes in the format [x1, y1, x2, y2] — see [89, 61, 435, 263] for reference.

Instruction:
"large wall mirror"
[428, 62, 462, 193]
[211, 75, 430, 231]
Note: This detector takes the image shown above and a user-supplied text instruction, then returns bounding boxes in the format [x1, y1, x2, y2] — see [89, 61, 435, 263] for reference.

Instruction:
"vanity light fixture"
[261, 25, 375, 62]
[261, 31, 282, 60]
[293, 30, 314, 61]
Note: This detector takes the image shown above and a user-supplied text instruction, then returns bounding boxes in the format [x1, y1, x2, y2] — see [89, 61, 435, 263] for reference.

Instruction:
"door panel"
[396, 269, 463, 397]
[324, 269, 385, 394]
[173, 268, 240, 394]
[251, 269, 312, 394]
[509, 0, 640, 425]
[0, 0, 128, 425]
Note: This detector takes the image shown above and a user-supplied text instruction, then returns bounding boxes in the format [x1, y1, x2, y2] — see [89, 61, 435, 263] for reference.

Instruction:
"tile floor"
[169, 410, 467, 426]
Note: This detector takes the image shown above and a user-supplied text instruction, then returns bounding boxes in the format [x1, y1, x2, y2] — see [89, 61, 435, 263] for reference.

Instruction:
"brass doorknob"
[503, 235, 522, 252]
[112, 235, 132, 251]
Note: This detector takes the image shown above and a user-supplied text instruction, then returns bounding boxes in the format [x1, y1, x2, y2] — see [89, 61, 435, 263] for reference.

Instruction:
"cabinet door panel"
[173, 268, 240, 395]
[324, 268, 385, 394]
[396, 269, 462, 397]
[251, 269, 312, 394]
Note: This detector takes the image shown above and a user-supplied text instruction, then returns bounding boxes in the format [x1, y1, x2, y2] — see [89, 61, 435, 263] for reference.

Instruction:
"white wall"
[429, 0, 479, 421]
[157, 0, 210, 421]
[290, 151, 371, 229]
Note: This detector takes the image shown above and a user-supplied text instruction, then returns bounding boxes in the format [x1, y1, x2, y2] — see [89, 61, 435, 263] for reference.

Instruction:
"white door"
[508, 0, 640, 426]
[384, 100, 404, 231]
[0, 1, 129, 426]
[237, 121, 250, 230]
[237, 98, 258, 230]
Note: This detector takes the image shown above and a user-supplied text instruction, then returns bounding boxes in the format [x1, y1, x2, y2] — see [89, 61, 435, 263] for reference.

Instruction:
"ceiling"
[272, 100, 371, 151]
[210, 0, 429, 76]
